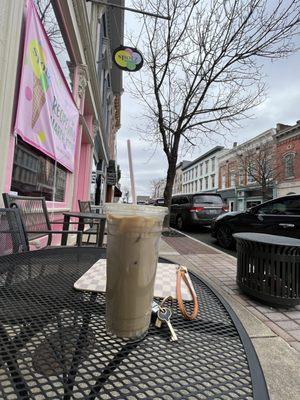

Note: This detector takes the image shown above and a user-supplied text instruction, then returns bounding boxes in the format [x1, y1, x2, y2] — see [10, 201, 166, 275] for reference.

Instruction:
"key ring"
[176, 265, 199, 320]
[159, 295, 173, 312]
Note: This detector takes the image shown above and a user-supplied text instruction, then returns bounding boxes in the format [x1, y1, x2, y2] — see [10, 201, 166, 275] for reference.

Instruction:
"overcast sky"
[117, 2, 300, 199]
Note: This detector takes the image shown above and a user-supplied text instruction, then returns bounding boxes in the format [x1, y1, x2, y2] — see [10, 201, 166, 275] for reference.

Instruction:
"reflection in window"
[11, 140, 67, 202]
[284, 154, 294, 178]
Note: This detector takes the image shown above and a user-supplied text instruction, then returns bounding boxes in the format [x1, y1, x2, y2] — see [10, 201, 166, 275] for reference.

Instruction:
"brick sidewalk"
[162, 234, 300, 353]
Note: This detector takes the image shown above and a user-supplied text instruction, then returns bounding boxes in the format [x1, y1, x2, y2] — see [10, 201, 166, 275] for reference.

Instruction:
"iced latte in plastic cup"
[104, 203, 168, 340]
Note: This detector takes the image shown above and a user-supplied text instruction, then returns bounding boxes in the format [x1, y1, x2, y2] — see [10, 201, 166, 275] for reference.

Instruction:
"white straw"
[127, 139, 137, 204]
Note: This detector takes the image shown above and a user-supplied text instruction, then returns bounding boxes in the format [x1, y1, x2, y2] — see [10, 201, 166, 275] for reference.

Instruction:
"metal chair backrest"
[0, 208, 29, 255]
[2, 194, 52, 246]
[78, 200, 92, 214]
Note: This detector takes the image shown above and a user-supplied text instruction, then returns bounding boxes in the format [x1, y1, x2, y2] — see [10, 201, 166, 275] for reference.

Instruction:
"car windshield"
[193, 195, 223, 205]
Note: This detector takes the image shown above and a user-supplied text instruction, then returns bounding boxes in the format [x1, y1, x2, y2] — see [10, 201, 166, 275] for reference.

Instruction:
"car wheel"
[216, 225, 234, 249]
[176, 216, 184, 230]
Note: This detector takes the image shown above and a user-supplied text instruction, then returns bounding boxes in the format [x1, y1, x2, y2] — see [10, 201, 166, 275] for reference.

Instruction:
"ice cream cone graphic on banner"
[29, 39, 49, 128]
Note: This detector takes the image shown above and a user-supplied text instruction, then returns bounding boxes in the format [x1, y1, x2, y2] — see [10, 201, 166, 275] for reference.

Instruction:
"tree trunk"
[261, 182, 268, 202]
[163, 152, 178, 227]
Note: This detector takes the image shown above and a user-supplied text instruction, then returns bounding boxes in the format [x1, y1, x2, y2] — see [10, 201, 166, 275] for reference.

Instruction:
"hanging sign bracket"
[86, 0, 171, 21]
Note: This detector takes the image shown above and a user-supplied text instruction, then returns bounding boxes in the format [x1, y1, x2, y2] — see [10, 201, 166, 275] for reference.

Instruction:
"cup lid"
[104, 203, 168, 218]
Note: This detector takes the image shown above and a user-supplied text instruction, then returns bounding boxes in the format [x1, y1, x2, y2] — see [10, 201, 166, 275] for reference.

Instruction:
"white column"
[0, 0, 24, 201]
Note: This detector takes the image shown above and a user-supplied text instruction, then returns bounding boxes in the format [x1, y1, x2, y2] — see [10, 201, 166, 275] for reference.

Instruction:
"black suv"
[170, 193, 226, 229]
[211, 195, 300, 249]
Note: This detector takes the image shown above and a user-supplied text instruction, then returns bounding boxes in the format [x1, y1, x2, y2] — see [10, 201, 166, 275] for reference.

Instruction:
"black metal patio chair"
[2, 194, 83, 248]
[0, 208, 28, 255]
[78, 200, 102, 245]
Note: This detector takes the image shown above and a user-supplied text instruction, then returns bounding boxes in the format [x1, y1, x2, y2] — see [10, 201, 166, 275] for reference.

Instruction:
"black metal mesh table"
[0, 248, 268, 400]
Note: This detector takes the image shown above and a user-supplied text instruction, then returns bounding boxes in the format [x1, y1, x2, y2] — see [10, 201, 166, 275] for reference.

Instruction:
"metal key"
[157, 307, 178, 341]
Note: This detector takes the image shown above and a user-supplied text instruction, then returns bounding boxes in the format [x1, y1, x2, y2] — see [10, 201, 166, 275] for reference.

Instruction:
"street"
[181, 226, 237, 258]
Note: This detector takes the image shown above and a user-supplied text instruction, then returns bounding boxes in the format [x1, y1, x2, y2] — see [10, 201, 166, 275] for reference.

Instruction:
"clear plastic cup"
[104, 203, 168, 340]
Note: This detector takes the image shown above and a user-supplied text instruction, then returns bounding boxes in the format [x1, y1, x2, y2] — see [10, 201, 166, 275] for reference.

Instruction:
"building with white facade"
[173, 160, 190, 195]
[182, 146, 228, 194]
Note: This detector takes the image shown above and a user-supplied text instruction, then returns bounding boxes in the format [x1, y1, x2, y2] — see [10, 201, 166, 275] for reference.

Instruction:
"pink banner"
[14, 0, 79, 172]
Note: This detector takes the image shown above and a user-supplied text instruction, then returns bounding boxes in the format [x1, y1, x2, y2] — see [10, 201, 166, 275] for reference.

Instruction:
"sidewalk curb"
[171, 228, 237, 262]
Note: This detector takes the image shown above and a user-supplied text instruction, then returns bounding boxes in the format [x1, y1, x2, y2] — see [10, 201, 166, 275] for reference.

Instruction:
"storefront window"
[11, 140, 67, 201]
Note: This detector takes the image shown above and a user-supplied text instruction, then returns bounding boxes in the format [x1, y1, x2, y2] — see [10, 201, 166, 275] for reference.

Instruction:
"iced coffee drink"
[104, 203, 167, 339]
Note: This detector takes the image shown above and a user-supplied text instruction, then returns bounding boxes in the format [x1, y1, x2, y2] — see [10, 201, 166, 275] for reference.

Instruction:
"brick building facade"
[218, 129, 275, 211]
[275, 121, 300, 196]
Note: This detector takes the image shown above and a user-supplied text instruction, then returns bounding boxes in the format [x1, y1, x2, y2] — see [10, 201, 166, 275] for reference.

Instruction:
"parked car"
[150, 198, 165, 206]
[211, 195, 300, 249]
[170, 193, 226, 229]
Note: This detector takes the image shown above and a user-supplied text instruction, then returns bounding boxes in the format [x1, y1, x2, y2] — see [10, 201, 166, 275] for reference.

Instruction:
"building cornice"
[276, 128, 300, 142]
[218, 128, 275, 162]
[182, 146, 225, 170]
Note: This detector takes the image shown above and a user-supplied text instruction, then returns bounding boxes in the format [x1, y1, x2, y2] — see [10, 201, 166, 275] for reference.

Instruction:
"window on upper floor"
[221, 175, 226, 189]
[205, 177, 208, 189]
[283, 153, 295, 178]
[211, 174, 215, 188]
[239, 173, 244, 185]
[230, 173, 235, 188]
[200, 179, 203, 191]
[205, 160, 209, 174]
[211, 157, 215, 172]
[98, 13, 108, 90]
[247, 174, 255, 184]
[200, 164, 203, 176]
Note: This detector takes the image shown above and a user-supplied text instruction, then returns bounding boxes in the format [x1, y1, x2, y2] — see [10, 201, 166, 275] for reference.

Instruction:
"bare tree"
[237, 141, 281, 201]
[34, 0, 65, 54]
[130, 0, 300, 214]
[150, 178, 166, 198]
